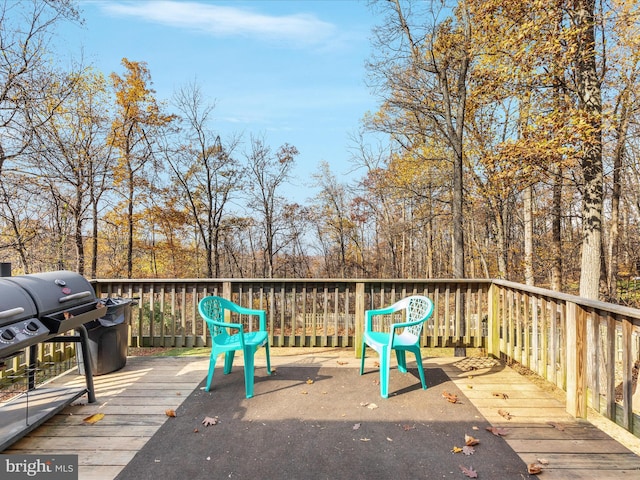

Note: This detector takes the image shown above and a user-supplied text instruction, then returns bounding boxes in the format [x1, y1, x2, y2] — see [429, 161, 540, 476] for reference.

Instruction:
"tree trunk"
[523, 185, 534, 286]
[550, 164, 563, 291]
[574, 0, 603, 300]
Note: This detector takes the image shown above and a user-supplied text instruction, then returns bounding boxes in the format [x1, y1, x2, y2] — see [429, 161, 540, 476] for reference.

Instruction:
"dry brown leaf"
[202, 416, 218, 426]
[537, 458, 549, 465]
[498, 409, 512, 420]
[492, 392, 509, 399]
[337, 361, 348, 365]
[402, 424, 415, 431]
[451, 446, 463, 453]
[193, 428, 199, 433]
[465, 434, 479, 446]
[83, 413, 105, 424]
[442, 391, 458, 403]
[374, 361, 380, 367]
[486, 426, 509, 436]
[306, 378, 314, 384]
[528, 463, 543, 475]
[165, 409, 177, 417]
[459, 465, 478, 478]
[300, 391, 308, 395]
[462, 445, 475, 456]
[367, 403, 378, 410]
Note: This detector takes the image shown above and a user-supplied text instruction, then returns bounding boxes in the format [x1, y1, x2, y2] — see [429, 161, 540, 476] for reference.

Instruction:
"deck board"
[3, 354, 640, 480]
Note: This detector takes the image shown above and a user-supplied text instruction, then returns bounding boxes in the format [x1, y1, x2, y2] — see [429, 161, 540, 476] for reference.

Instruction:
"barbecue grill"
[5, 270, 106, 334]
[0, 270, 106, 452]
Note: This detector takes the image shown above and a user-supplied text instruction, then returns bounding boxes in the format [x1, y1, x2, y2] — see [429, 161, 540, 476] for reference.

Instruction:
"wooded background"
[1, 0, 639, 305]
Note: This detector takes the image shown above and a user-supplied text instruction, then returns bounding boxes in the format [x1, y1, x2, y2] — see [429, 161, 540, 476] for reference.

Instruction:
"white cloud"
[97, 1, 337, 46]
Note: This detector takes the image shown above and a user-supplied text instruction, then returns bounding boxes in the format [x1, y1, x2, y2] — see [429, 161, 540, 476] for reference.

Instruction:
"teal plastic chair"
[360, 295, 434, 398]
[198, 296, 271, 398]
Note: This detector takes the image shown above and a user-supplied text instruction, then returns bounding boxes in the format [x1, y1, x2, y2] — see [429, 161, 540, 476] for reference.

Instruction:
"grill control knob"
[1, 329, 15, 341]
[25, 321, 40, 333]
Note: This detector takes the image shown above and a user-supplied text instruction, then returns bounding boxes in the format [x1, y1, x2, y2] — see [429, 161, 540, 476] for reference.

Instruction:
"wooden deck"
[3, 350, 640, 480]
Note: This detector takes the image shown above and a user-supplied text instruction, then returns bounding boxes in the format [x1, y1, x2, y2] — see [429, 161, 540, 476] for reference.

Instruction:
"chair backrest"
[400, 295, 434, 338]
[199, 296, 234, 339]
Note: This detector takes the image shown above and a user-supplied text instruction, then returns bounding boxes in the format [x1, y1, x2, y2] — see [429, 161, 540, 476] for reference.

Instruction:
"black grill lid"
[5, 271, 96, 316]
[0, 278, 38, 328]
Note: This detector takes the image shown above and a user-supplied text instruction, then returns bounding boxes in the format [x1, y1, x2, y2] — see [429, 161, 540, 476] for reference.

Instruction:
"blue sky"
[56, 0, 381, 202]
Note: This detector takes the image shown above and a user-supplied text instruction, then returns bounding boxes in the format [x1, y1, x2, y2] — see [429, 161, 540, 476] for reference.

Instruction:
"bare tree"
[165, 81, 241, 278]
[244, 136, 298, 278]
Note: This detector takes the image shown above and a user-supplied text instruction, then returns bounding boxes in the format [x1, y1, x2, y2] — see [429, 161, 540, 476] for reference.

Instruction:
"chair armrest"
[207, 318, 244, 332]
[227, 304, 268, 332]
[364, 302, 403, 332]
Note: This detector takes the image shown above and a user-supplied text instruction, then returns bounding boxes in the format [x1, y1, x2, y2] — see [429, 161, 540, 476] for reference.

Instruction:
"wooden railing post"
[486, 283, 500, 358]
[222, 281, 232, 324]
[355, 282, 365, 358]
[566, 302, 587, 418]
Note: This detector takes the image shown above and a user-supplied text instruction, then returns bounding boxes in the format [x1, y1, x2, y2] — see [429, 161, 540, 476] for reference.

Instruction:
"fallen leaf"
[353, 423, 361, 430]
[486, 426, 509, 436]
[459, 465, 478, 478]
[498, 409, 512, 420]
[83, 413, 105, 424]
[537, 458, 549, 465]
[306, 378, 314, 384]
[451, 446, 463, 453]
[360, 402, 369, 407]
[165, 409, 176, 418]
[402, 424, 415, 431]
[492, 392, 509, 399]
[472, 426, 479, 430]
[465, 434, 479, 446]
[367, 403, 378, 410]
[442, 391, 458, 403]
[467, 385, 473, 389]
[202, 416, 219, 427]
[374, 361, 380, 367]
[547, 421, 565, 431]
[337, 361, 348, 365]
[194, 428, 199, 433]
[360, 438, 370, 442]
[462, 445, 475, 455]
[300, 391, 308, 395]
[528, 463, 543, 474]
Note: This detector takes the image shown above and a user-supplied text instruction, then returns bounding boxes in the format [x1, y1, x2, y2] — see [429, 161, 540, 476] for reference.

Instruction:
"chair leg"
[380, 347, 389, 399]
[414, 348, 427, 390]
[396, 349, 407, 373]
[224, 351, 235, 374]
[359, 342, 367, 375]
[205, 351, 218, 392]
[243, 347, 256, 399]
[264, 342, 272, 375]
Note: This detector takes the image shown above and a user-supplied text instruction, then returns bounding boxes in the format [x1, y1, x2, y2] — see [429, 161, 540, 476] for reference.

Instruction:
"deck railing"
[2, 278, 639, 437]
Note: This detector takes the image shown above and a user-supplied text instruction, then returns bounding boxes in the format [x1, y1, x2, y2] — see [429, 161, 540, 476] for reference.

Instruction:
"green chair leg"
[224, 351, 235, 374]
[244, 348, 255, 399]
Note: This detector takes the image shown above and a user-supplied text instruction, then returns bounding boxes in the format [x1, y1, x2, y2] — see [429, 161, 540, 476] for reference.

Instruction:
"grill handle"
[59, 291, 92, 303]
[0, 307, 24, 318]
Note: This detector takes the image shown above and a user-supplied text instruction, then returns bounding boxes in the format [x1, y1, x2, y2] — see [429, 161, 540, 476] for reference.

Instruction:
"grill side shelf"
[39, 302, 107, 334]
